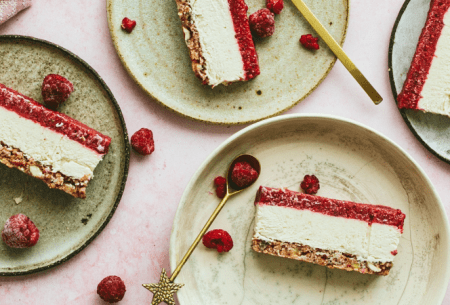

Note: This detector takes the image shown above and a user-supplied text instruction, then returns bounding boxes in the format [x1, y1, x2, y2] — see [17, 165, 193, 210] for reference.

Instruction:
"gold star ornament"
[143, 269, 184, 305]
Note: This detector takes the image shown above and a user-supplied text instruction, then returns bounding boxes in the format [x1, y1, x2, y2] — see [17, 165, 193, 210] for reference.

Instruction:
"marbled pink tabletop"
[0, 0, 449, 304]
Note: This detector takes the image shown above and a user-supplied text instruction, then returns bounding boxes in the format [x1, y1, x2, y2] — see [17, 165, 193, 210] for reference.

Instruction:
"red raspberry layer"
[255, 186, 406, 231]
[397, 0, 450, 109]
[0, 84, 111, 155]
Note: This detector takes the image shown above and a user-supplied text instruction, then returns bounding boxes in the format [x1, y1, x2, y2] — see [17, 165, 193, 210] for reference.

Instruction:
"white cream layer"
[253, 204, 402, 263]
[190, 0, 245, 86]
[0, 106, 102, 180]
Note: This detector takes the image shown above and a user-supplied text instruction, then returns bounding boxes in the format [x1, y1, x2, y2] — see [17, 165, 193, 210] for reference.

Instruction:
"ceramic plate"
[0, 36, 129, 275]
[389, 0, 450, 164]
[170, 114, 450, 304]
[107, 0, 348, 124]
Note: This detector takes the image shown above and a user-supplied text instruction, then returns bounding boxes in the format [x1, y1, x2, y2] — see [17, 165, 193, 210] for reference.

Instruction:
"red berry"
[131, 128, 154, 155]
[391, 250, 398, 256]
[266, 0, 284, 14]
[213, 176, 226, 186]
[97, 276, 126, 303]
[121, 17, 136, 33]
[41, 74, 74, 110]
[300, 34, 320, 50]
[215, 184, 227, 198]
[300, 175, 320, 194]
[202, 229, 233, 253]
[2, 214, 40, 248]
[231, 161, 259, 188]
[249, 9, 275, 38]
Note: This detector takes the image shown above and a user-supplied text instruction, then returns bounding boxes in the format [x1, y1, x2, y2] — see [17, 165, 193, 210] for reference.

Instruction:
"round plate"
[170, 114, 450, 304]
[389, 0, 450, 164]
[107, 0, 348, 124]
[0, 36, 129, 275]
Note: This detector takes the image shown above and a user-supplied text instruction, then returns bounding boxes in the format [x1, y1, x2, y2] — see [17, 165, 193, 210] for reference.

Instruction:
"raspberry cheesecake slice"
[397, 0, 450, 116]
[0, 84, 111, 198]
[252, 186, 405, 275]
[175, 0, 260, 87]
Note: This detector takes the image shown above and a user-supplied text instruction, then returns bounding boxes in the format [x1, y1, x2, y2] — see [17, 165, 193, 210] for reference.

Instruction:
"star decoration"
[143, 269, 184, 305]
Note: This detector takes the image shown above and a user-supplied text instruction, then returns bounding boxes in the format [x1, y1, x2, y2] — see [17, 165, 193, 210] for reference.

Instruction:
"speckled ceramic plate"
[107, 0, 348, 124]
[389, 0, 450, 164]
[0, 36, 129, 275]
[170, 114, 450, 304]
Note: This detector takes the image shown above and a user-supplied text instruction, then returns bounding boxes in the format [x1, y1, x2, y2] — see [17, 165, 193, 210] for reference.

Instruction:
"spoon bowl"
[226, 154, 261, 194]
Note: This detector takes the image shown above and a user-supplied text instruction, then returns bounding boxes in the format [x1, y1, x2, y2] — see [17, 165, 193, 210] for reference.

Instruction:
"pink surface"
[0, 0, 31, 25]
[0, 0, 449, 304]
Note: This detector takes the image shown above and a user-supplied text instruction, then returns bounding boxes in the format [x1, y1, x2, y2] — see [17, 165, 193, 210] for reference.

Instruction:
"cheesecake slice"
[0, 83, 111, 198]
[175, 0, 260, 87]
[252, 186, 405, 275]
[397, 0, 450, 116]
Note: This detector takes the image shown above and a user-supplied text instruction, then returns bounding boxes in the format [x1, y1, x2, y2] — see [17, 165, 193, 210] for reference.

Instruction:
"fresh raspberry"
[231, 162, 259, 188]
[202, 229, 233, 253]
[249, 9, 275, 38]
[213, 176, 226, 186]
[121, 17, 136, 33]
[2, 214, 40, 248]
[266, 0, 284, 14]
[300, 34, 320, 50]
[97, 275, 126, 303]
[41, 74, 74, 110]
[300, 175, 320, 194]
[131, 128, 154, 155]
[215, 184, 227, 198]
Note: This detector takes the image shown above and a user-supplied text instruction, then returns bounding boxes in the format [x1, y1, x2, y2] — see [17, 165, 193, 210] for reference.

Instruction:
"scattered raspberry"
[2, 214, 40, 248]
[121, 17, 136, 33]
[131, 128, 154, 155]
[213, 176, 226, 186]
[300, 175, 320, 194]
[391, 250, 398, 256]
[249, 9, 275, 38]
[231, 162, 259, 188]
[97, 275, 126, 303]
[41, 74, 74, 110]
[300, 34, 320, 50]
[202, 229, 233, 253]
[266, 0, 284, 14]
[215, 184, 227, 198]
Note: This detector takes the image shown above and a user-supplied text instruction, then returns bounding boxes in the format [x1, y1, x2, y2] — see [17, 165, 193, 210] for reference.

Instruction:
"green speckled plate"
[107, 0, 348, 124]
[170, 114, 450, 304]
[0, 36, 129, 276]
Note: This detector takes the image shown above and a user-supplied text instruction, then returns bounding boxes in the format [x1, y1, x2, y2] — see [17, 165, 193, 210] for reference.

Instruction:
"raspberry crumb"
[300, 34, 320, 50]
[131, 128, 154, 155]
[202, 229, 233, 253]
[231, 162, 259, 188]
[300, 175, 320, 194]
[215, 184, 227, 198]
[97, 275, 126, 303]
[121, 17, 136, 33]
[2, 214, 40, 248]
[267, 0, 284, 14]
[391, 250, 398, 256]
[213, 176, 226, 186]
[41, 74, 74, 110]
[249, 9, 275, 38]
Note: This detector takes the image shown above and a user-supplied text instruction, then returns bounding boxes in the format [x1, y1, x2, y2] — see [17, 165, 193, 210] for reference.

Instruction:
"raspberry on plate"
[131, 128, 155, 155]
[41, 74, 74, 110]
[249, 9, 275, 38]
[231, 161, 259, 188]
[97, 275, 126, 303]
[2, 214, 40, 248]
[202, 229, 233, 253]
[213, 176, 226, 186]
[300, 34, 320, 50]
[121, 17, 136, 33]
[300, 174, 320, 194]
[266, 0, 284, 14]
[215, 184, 227, 198]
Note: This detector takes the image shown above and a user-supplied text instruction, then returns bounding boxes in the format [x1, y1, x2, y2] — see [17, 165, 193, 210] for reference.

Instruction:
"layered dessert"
[175, 0, 260, 87]
[0, 84, 111, 198]
[252, 187, 405, 275]
[397, 0, 450, 116]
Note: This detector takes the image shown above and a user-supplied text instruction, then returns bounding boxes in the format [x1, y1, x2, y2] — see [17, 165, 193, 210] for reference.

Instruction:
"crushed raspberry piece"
[97, 275, 126, 303]
[231, 161, 259, 188]
[202, 229, 233, 253]
[214, 176, 226, 186]
[41, 74, 74, 110]
[215, 184, 227, 198]
[131, 128, 154, 155]
[300, 34, 320, 50]
[121, 17, 136, 33]
[300, 175, 320, 194]
[266, 0, 284, 14]
[249, 9, 275, 38]
[391, 250, 398, 256]
[2, 214, 40, 248]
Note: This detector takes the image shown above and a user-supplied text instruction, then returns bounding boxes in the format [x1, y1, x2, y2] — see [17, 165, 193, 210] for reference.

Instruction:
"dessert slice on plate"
[0, 83, 111, 198]
[252, 186, 405, 275]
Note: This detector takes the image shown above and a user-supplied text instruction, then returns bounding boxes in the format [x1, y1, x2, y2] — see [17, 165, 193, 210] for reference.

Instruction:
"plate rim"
[169, 113, 450, 304]
[106, 0, 349, 125]
[0, 35, 130, 276]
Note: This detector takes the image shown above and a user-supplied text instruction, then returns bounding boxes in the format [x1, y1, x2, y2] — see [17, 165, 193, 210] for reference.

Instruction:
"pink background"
[0, 0, 449, 304]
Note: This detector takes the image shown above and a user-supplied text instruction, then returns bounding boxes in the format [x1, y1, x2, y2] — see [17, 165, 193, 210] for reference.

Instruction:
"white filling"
[0, 106, 102, 180]
[254, 204, 402, 263]
[190, 0, 245, 86]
